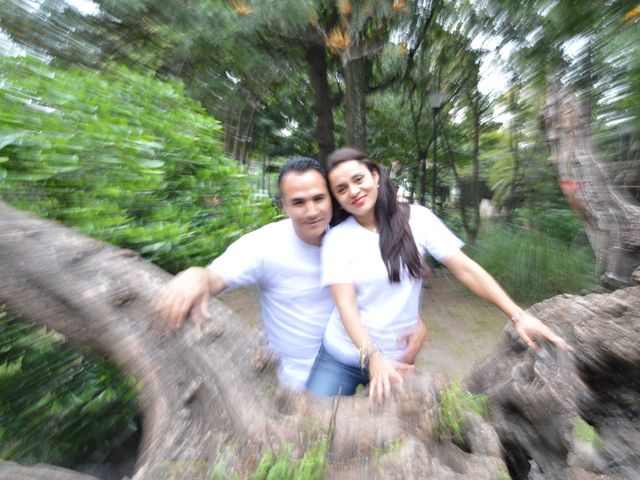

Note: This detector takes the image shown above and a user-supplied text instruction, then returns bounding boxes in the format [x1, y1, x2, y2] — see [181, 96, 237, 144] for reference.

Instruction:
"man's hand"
[398, 318, 428, 364]
[513, 311, 573, 352]
[156, 266, 213, 331]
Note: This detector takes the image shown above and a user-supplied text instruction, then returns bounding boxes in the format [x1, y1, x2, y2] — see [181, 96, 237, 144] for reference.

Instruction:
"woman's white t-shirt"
[321, 205, 464, 366]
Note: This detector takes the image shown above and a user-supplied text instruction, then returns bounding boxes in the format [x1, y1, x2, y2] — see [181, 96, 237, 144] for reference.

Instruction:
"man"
[158, 157, 427, 390]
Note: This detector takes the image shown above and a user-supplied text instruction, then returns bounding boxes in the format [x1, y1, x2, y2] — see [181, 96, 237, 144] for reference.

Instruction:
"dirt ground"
[218, 270, 508, 382]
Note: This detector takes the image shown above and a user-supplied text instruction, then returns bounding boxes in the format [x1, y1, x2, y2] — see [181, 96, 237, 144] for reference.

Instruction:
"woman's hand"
[513, 311, 573, 352]
[367, 354, 415, 403]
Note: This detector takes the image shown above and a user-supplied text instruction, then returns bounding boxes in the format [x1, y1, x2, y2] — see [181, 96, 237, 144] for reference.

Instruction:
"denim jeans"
[305, 344, 369, 397]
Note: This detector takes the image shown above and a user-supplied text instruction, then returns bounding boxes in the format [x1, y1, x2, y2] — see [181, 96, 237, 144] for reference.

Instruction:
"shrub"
[513, 206, 588, 245]
[465, 223, 597, 303]
[0, 55, 278, 273]
[0, 55, 278, 468]
[0, 308, 139, 466]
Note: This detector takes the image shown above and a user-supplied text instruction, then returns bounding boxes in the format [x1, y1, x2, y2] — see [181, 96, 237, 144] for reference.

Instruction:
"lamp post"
[428, 92, 444, 211]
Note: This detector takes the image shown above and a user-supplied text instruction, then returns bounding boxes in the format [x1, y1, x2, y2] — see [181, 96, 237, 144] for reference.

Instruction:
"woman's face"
[328, 159, 380, 219]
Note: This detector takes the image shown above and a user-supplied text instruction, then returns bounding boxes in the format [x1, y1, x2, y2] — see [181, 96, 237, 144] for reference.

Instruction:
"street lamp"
[428, 92, 444, 211]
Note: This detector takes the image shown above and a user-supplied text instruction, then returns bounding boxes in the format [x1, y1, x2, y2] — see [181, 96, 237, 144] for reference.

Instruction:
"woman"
[306, 147, 570, 401]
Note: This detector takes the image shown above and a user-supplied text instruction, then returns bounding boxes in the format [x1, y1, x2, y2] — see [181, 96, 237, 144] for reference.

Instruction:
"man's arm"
[442, 250, 571, 351]
[157, 266, 228, 330]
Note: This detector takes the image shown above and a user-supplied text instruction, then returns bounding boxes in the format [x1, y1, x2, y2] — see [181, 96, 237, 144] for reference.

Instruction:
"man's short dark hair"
[277, 156, 328, 193]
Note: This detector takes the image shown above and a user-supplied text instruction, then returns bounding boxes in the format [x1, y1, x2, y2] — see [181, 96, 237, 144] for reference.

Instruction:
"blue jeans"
[305, 344, 369, 397]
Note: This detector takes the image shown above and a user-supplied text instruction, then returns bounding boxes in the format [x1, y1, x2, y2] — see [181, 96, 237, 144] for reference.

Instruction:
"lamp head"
[428, 92, 444, 110]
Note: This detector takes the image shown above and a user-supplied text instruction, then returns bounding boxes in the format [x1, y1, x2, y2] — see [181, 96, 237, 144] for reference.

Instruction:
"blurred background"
[0, 0, 638, 475]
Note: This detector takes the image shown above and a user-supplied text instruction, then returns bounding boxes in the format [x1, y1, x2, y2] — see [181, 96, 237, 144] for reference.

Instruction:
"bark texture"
[468, 285, 640, 479]
[306, 43, 335, 165]
[0, 202, 506, 479]
[343, 55, 367, 151]
[1, 201, 639, 479]
[544, 84, 640, 288]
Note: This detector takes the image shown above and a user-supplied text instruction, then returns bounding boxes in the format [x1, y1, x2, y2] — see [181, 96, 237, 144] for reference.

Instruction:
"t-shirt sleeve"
[412, 205, 464, 262]
[321, 227, 354, 287]
[208, 230, 263, 289]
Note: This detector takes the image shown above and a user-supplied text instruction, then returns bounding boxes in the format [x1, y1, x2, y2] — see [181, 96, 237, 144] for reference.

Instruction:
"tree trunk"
[544, 82, 640, 288]
[506, 89, 522, 221]
[238, 102, 257, 165]
[223, 106, 233, 157]
[467, 284, 640, 479]
[0, 201, 511, 479]
[231, 107, 245, 162]
[409, 93, 429, 205]
[467, 95, 482, 245]
[343, 55, 367, 151]
[306, 43, 335, 165]
[1, 201, 639, 478]
[0, 203, 275, 479]
[444, 129, 475, 243]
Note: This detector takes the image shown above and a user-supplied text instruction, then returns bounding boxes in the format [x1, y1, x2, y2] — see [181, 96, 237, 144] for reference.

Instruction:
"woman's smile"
[328, 160, 380, 223]
[352, 194, 367, 206]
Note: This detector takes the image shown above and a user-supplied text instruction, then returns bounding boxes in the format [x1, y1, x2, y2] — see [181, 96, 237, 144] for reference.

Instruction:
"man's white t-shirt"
[209, 218, 334, 390]
[321, 205, 464, 366]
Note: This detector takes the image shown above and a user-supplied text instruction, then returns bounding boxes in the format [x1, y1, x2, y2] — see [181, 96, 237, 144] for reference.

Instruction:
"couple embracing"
[159, 147, 569, 402]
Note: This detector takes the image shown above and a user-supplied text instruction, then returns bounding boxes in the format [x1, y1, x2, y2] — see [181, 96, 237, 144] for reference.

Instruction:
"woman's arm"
[331, 283, 414, 402]
[442, 250, 571, 350]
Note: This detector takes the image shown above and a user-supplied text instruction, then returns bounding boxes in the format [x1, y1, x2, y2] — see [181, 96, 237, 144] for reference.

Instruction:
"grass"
[465, 223, 597, 303]
[247, 438, 329, 480]
[496, 467, 511, 480]
[437, 381, 490, 447]
[375, 439, 405, 461]
[572, 417, 604, 451]
[158, 438, 329, 480]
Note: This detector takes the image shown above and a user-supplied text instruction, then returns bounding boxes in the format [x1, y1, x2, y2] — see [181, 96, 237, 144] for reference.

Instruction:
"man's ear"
[275, 195, 290, 219]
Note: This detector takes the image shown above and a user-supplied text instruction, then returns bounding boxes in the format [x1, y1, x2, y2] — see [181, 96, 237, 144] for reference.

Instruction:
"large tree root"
[2, 201, 639, 479]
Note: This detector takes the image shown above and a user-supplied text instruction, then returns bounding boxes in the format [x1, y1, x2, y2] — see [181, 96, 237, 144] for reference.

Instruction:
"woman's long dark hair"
[326, 147, 423, 283]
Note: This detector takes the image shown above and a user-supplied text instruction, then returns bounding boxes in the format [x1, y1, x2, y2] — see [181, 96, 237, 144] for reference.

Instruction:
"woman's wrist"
[358, 340, 382, 369]
[510, 309, 526, 324]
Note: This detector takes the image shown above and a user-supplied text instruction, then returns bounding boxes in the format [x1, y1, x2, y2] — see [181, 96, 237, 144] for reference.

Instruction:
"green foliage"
[295, 436, 329, 480]
[0, 55, 278, 273]
[0, 54, 280, 469]
[139, 438, 327, 480]
[515, 207, 587, 245]
[437, 381, 489, 446]
[375, 439, 404, 460]
[466, 222, 597, 303]
[496, 467, 511, 480]
[572, 417, 604, 451]
[249, 438, 328, 480]
[0, 307, 139, 466]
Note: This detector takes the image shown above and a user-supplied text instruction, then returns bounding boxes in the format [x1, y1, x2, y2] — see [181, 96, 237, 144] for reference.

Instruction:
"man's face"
[280, 169, 332, 246]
